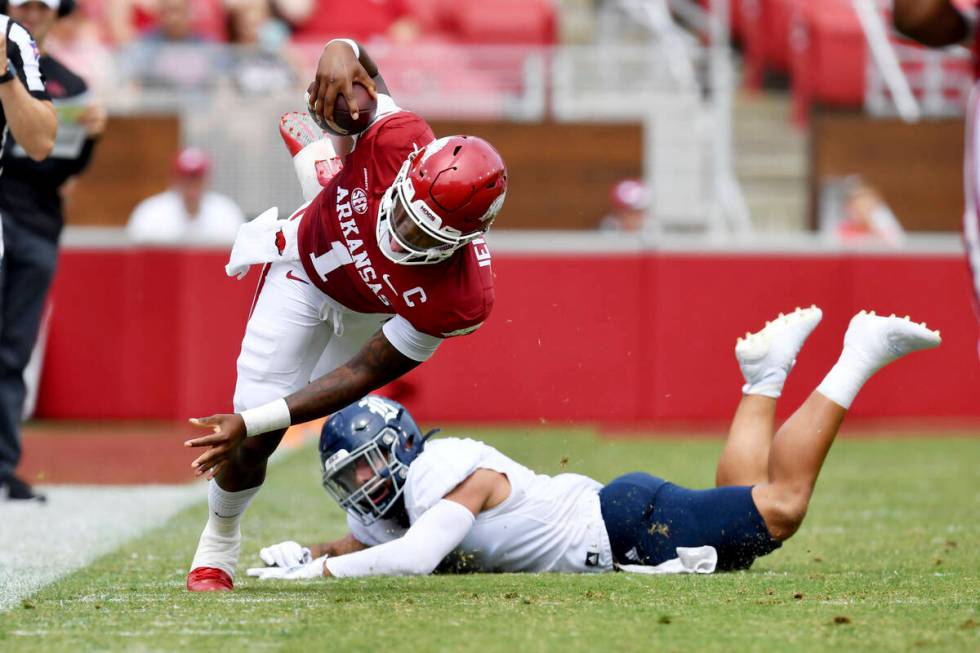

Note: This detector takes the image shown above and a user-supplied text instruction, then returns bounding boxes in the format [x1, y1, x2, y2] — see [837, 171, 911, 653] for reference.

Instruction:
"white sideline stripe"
[59, 226, 965, 255]
[0, 484, 205, 611]
[0, 439, 311, 612]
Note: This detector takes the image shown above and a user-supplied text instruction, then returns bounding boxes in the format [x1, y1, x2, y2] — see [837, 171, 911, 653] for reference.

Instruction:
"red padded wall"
[37, 248, 980, 423]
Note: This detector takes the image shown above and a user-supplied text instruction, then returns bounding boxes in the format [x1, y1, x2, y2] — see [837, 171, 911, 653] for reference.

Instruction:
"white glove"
[247, 555, 328, 580]
[259, 540, 312, 569]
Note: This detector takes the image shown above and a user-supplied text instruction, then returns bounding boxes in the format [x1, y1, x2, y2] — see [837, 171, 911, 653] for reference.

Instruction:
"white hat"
[8, 0, 60, 9]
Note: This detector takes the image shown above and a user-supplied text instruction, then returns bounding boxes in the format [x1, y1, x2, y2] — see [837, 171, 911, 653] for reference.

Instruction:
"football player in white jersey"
[248, 307, 940, 579]
[893, 1, 980, 360]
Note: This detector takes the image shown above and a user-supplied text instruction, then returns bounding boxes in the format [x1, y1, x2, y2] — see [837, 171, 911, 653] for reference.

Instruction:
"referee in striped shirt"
[0, 9, 55, 500]
[0, 13, 55, 164]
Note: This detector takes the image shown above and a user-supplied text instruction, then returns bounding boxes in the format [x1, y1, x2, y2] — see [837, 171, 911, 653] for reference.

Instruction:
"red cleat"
[187, 567, 233, 592]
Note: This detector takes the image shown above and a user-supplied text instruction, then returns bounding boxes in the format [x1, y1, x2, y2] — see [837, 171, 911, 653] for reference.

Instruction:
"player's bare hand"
[307, 41, 376, 125]
[0, 35, 8, 75]
[185, 414, 246, 478]
[79, 103, 108, 137]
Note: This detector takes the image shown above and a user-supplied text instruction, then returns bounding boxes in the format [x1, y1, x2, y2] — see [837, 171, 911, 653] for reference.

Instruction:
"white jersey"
[126, 189, 245, 245]
[348, 438, 614, 574]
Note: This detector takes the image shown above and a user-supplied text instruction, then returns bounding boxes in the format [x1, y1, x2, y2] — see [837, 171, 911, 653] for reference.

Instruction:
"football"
[307, 84, 377, 137]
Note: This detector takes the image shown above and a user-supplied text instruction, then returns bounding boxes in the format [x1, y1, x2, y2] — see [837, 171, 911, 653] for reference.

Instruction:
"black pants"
[0, 217, 57, 477]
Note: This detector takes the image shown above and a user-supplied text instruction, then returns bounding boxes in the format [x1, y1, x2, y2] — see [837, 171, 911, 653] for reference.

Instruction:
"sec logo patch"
[352, 188, 368, 214]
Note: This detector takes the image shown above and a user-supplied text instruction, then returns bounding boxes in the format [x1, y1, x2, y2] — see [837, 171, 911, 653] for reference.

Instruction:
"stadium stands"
[738, 0, 971, 123]
[83, 0, 557, 47]
[445, 0, 556, 45]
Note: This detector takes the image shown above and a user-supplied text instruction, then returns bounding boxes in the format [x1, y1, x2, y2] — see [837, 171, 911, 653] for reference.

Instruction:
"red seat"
[449, 0, 556, 45]
[790, 0, 865, 124]
[741, 0, 799, 89]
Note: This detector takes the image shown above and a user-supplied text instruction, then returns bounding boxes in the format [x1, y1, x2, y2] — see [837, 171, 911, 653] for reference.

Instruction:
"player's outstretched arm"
[287, 329, 419, 426]
[186, 330, 418, 477]
[321, 471, 499, 578]
[246, 472, 503, 581]
[893, 0, 969, 47]
[306, 39, 389, 129]
[309, 533, 370, 559]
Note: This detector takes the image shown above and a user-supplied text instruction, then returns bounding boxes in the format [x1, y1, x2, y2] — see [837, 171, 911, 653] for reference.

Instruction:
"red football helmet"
[377, 135, 507, 265]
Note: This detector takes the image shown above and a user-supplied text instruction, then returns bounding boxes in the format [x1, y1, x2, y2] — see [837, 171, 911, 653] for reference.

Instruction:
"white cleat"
[841, 311, 941, 372]
[279, 111, 323, 157]
[736, 305, 823, 398]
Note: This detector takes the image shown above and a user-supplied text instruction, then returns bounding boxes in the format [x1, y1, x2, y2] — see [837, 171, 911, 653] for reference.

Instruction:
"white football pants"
[233, 258, 389, 412]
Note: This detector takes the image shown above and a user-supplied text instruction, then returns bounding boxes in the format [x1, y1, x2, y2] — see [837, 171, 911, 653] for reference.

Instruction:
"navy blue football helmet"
[319, 396, 432, 525]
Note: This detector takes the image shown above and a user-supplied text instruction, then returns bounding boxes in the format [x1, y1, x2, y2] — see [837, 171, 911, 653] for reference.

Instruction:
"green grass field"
[2, 428, 978, 652]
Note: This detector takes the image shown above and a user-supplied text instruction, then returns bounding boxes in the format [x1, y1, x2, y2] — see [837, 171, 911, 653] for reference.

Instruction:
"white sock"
[816, 311, 942, 409]
[208, 480, 260, 526]
[189, 480, 261, 576]
[816, 348, 877, 410]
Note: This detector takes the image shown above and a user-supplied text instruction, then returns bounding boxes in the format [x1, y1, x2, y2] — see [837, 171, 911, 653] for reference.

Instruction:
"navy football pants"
[599, 472, 782, 571]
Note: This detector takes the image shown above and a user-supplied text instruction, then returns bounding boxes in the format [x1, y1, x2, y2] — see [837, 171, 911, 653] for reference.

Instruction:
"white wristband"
[239, 398, 291, 437]
[326, 38, 360, 61]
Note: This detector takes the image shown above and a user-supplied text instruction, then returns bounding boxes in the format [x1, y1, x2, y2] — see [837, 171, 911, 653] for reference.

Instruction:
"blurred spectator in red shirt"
[599, 178, 650, 232]
[827, 178, 905, 248]
[291, 0, 420, 45]
[97, 0, 157, 43]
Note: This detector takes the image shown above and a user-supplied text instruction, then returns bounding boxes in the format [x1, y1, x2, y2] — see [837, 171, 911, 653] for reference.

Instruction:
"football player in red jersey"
[894, 0, 980, 360]
[183, 38, 508, 591]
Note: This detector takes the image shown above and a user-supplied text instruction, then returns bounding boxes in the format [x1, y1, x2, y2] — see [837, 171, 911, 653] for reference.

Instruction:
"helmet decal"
[419, 136, 452, 164]
[359, 396, 399, 421]
[480, 191, 507, 223]
[323, 448, 351, 469]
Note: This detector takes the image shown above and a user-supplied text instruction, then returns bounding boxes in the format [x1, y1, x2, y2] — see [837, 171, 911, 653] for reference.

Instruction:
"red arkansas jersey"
[297, 111, 495, 338]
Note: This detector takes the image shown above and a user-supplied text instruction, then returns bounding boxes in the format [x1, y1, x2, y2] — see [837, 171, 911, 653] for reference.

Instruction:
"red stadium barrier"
[37, 248, 979, 424]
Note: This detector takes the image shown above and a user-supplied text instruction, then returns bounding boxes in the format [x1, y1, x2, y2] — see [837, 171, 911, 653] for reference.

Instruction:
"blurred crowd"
[44, 0, 558, 97]
[20, 0, 921, 246]
[63, 0, 556, 46]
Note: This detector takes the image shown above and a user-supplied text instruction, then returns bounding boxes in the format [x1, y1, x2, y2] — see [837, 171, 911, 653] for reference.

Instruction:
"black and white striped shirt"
[0, 15, 50, 164]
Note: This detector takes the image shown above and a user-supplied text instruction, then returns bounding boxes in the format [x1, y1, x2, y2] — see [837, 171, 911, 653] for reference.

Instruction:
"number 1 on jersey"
[308, 241, 353, 281]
